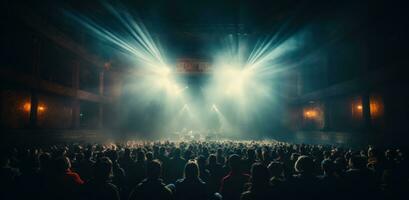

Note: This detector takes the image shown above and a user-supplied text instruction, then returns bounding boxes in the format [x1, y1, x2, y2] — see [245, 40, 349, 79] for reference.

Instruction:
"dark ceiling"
[4, 0, 408, 68]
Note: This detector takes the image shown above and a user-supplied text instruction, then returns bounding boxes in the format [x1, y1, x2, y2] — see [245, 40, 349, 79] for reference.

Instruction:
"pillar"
[362, 93, 372, 131]
[29, 91, 39, 128]
[323, 99, 331, 131]
[29, 36, 41, 128]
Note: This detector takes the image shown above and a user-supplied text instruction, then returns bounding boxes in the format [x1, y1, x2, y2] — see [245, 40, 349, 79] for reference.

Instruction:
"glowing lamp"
[23, 102, 46, 113]
[304, 110, 317, 118]
[23, 102, 31, 112]
[38, 106, 46, 112]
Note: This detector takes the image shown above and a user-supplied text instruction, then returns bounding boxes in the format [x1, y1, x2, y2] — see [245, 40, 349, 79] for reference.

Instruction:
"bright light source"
[156, 67, 171, 77]
[357, 105, 363, 110]
[211, 104, 219, 112]
[38, 106, 45, 112]
[182, 104, 190, 111]
[216, 67, 254, 95]
[23, 102, 46, 113]
[23, 102, 31, 112]
[304, 110, 317, 118]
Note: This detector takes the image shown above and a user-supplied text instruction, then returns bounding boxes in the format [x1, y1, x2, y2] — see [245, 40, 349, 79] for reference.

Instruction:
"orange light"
[304, 110, 317, 118]
[23, 102, 31, 112]
[38, 106, 45, 112]
[23, 102, 46, 113]
[357, 105, 363, 110]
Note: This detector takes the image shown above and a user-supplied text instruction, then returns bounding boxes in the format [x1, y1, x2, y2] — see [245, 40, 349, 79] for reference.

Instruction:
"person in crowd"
[344, 155, 379, 197]
[242, 149, 256, 174]
[128, 149, 147, 188]
[157, 147, 170, 182]
[106, 149, 127, 199]
[197, 155, 210, 183]
[128, 160, 173, 200]
[53, 156, 84, 199]
[146, 152, 154, 162]
[0, 151, 20, 199]
[168, 148, 186, 182]
[76, 149, 95, 182]
[241, 163, 273, 200]
[207, 154, 225, 193]
[289, 155, 319, 199]
[1, 140, 408, 200]
[119, 148, 133, 175]
[318, 159, 341, 196]
[174, 161, 209, 200]
[216, 148, 225, 166]
[220, 154, 250, 200]
[82, 157, 120, 200]
[267, 161, 286, 187]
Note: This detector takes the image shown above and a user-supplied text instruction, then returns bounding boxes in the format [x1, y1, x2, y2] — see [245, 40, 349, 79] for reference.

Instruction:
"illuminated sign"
[176, 58, 211, 73]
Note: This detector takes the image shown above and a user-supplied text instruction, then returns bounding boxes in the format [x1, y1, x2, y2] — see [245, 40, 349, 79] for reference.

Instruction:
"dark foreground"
[1, 140, 407, 200]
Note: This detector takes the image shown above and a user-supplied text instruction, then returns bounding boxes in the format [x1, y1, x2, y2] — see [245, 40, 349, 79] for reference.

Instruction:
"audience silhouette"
[0, 140, 407, 200]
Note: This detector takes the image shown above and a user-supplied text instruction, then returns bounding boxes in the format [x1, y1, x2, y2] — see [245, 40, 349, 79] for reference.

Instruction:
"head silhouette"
[184, 161, 199, 180]
[94, 157, 113, 181]
[349, 155, 366, 170]
[321, 159, 335, 175]
[55, 156, 71, 173]
[251, 162, 269, 187]
[147, 160, 162, 179]
[268, 161, 283, 177]
[228, 154, 241, 173]
[294, 156, 314, 174]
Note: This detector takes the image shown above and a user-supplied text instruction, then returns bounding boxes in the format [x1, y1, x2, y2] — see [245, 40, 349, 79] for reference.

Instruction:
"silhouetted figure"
[168, 148, 186, 182]
[38, 152, 55, 200]
[76, 150, 95, 182]
[82, 157, 120, 200]
[120, 148, 133, 175]
[207, 154, 224, 193]
[128, 160, 173, 200]
[2, 140, 407, 200]
[17, 149, 41, 199]
[241, 163, 272, 200]
[216, 148, 225, 166]
[146, 152, 154, 162]
[242, 149, 256, 174]
[0, 151, 19, 199]
[197, 155, 210, 183]
[318, 159, 341, 197]
[344, 155, 378, 198]
[158, 147, 169, 182]
[106, 149, 126, 197]
[54, 156, 84, 200]
[174, 161, 209, 200]
[289, 155, 319, 199]
[268, 161, 286, 187]
[220, 154, 250, 200]
[128, 149, 147, 187]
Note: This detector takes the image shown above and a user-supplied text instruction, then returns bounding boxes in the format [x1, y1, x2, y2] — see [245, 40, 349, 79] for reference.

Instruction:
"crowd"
[0, 140, 407, 200]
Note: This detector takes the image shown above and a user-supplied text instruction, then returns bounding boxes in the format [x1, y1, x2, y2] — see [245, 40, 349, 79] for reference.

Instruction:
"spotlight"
[182, 104, 190, 111]
[211, 104, 219, 112]
[157, 67, 171, 77]
[223, 68, 253, 95]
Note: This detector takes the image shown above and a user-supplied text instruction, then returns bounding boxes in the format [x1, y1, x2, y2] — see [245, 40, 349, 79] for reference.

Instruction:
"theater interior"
[2, 0, 408, 146]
